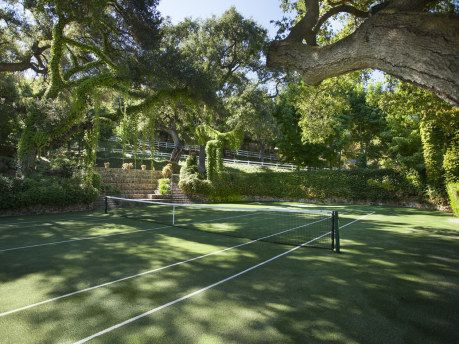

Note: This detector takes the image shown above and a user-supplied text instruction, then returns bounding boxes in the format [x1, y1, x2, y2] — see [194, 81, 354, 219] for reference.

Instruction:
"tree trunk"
[17, 149, 37, 176]
[267, 12, 459, 106]
[166, 129, 183, 163]
[259, 144, 265, 163]
[198, 145, 206, 173]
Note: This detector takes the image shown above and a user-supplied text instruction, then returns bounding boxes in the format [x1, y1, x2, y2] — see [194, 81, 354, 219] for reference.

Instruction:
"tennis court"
[0, 202, 458, 343]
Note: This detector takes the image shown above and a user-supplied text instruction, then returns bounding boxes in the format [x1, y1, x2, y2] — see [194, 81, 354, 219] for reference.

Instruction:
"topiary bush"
[162, 163, 173, 179]
[158, 178, 171, 195]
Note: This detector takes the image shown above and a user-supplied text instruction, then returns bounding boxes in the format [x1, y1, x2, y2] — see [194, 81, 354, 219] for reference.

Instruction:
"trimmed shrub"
[162, 164, 173, 179]
[158, 178, 171, 195]
[447, 183, 459, 217]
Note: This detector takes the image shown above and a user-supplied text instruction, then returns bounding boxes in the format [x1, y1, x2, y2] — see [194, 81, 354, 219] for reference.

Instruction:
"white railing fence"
[97, 147, 306, 171]
[100, 140, 278, 161]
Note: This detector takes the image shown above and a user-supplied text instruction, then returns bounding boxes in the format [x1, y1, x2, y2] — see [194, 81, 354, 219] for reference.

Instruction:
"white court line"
[340, 212, 375, 229]
[0, 225, 171, 253]
[0, 218, 328, 317]
[73, 230, 332, 344]
[0, 215, 108, 228]
[0, 212, 258, 253]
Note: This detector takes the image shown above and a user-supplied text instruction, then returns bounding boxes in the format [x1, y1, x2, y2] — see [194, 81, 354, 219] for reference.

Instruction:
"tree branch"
[63, 37, 116, 69]
[313, 4, 369, 33]
[63, 60, 104, 80]
[287, 0, 320, 44]
[386, 0, 437, 11]
[0, 42, 50, 74]
[268, 12, 459, 106]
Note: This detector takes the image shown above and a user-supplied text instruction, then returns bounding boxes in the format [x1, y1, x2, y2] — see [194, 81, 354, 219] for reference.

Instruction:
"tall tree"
[158, 8, 273, 164]
[273, 84, 336, 167]
[375, 81, 459, 196]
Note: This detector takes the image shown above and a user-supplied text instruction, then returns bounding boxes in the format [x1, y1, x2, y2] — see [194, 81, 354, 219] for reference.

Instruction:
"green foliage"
[205, 140, 223, 182]
[340, 87, 386, 167]
[47, 156, 79, 178]
[179, 154, 210, 195]
[0, 75, 23, 156]
[180, 168, 422, 204]
[83, 101, 101, 186]
[196, 124, 243, 181]
[0, 175, 99, 210]
[183, 154, 200, 175]
[381, 82, 459, 195]
[170, 7, 268, 95]
[225, 86, 278, 148]
[274, 84, 337, 167]
[373, 83, 425, 172]
[279, 73, 386, 168]
[443, 140, 459, 184]
[447, 183, 459, 217]
[195, 124, 243, 150]
[158, 178, 171, 195]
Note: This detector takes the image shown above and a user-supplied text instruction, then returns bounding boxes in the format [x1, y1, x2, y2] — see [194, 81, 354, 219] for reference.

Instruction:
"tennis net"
[104, 196, 340, 251]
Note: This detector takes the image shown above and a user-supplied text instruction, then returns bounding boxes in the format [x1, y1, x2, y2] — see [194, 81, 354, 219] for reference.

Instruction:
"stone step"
[102, 183, 157, 188]
[101, 179, 158, 184]
[117, 193, 150, 199]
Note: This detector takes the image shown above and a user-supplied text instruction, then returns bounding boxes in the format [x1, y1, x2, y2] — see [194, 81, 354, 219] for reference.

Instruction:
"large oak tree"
[267, 0, 459, 106]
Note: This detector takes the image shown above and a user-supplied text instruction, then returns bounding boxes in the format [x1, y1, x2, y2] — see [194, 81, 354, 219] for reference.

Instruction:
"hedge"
[447, 183, 459, 217]
[0, 175, 99, 210]
[180, 168, 423, 204]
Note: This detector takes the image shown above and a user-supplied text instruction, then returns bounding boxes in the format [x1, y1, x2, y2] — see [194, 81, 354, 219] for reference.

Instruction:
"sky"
[157, 0, 288, 38]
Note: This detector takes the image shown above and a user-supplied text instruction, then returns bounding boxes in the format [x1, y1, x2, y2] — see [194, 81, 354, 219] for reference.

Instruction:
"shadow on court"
[0, 205, 457, 344]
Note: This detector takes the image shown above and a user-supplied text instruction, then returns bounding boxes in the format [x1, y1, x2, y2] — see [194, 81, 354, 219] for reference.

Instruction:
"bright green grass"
[0, 204, 458, 344]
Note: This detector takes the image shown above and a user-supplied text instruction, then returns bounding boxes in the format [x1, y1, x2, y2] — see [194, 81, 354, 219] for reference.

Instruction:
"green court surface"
[0, 203, 458, 343]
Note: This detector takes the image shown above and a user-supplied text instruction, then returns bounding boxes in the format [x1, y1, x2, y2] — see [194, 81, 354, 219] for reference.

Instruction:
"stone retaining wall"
[97, 167, 162, 199]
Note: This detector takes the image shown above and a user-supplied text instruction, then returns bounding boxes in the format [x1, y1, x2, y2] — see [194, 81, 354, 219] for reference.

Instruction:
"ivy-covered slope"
[180, 164, 426, 206]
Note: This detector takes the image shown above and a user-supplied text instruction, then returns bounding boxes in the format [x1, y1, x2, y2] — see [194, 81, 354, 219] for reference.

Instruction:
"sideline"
[0, 225, 171, 253]
[340, 212, 375, 229]
[0, 215, 108, 228]
[0, 213, 257, 253]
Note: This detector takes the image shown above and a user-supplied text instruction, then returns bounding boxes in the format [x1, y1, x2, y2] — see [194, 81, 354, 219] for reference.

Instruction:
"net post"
[104, 196, 108, 214]
[332, 211, 340, 253]
[172, 205, 176, 225]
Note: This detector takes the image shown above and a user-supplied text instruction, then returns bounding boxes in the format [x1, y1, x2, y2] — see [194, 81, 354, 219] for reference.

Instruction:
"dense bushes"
[447, 183, 459, 217]
[443, 145, 459, 184]
[180, 164, 424, 204]
[179, 154, 212, 196]
[0, 175, 99, 210]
